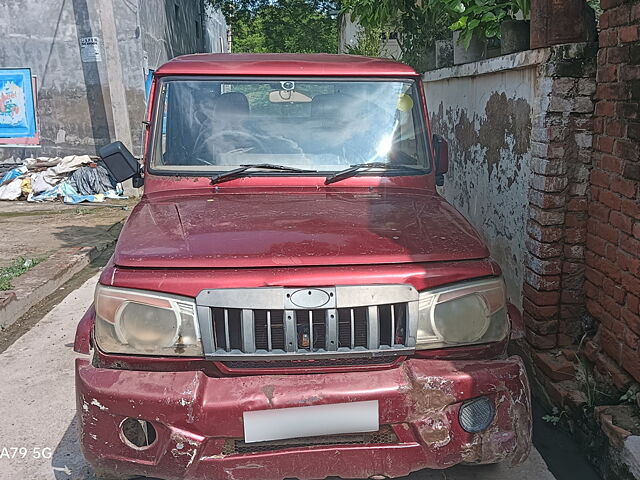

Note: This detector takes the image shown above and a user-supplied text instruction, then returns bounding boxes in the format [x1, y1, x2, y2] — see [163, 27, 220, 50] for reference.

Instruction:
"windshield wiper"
[210, 164, 317, 185]
[324, 162, 424, 185]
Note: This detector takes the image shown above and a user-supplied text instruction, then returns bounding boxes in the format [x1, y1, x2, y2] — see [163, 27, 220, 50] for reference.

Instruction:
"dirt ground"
[0, 200, 135, 268]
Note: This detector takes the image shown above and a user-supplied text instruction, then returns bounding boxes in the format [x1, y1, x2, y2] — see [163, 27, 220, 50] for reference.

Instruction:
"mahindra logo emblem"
[288, 288, 331, 309]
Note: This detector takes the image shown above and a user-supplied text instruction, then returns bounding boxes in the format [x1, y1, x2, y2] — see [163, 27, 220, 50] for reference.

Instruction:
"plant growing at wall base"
[443, 0, 511, 49]
[619, 385, 640, 404]
[587, 0, 602, 18]
[542, 407, 566, 426]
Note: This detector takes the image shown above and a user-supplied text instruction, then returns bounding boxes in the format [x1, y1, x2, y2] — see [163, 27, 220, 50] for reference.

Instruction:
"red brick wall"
[523, 44, 597, 351]
[586, 0, 640, 383]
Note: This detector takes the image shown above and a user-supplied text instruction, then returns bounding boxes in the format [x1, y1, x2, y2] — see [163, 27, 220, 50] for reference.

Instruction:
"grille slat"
[366, 306, 379, 350]
[309, 311, 313, 352]
[350, 308, 355, 348]
[200, 285, 418, 360]
[224, 309, 230, 352]
[284, 310, 296, 352]
[390, 305, 395, 347]
[266, 311, 272, 351]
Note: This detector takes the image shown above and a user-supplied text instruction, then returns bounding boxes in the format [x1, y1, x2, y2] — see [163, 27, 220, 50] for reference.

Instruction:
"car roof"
[155, 53, 419, 77]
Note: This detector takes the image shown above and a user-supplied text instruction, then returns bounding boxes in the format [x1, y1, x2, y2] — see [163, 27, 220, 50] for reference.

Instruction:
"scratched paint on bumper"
[76, 356, 531, 480]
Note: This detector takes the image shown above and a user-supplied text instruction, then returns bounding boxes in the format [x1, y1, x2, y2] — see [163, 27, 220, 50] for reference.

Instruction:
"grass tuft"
[0, 257, 44, 291]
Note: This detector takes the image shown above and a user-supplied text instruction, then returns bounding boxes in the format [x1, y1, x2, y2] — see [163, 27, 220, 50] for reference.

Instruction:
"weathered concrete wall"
[204, 5, 230, 55]
[120, 0, 216, 154]
[140, 0, 203, 70]
[0, 0, 113, 156]
[425, 41, 602, 433]
[424, 44, 597, 331]
[0, 0, 227, 159]
[424, 53, 542, 308]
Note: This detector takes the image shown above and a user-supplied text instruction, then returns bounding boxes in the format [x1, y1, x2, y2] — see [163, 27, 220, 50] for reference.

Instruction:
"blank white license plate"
[243, 400, 379, 443]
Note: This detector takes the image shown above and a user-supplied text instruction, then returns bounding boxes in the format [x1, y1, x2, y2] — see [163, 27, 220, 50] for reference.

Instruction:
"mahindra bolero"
[74, 53, 532, 480]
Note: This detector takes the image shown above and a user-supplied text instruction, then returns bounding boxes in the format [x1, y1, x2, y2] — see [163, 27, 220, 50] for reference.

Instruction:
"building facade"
[0, 0, 228, 158]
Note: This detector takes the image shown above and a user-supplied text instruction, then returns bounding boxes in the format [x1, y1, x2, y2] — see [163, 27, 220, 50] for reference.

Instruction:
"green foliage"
[344, 27, 383, 57]
[0, 257, 44, 291]
[209, 0, 338, 54]
[588, 0, 602, 17]
[341, 0, 453, 71]
[510, 0, 530, 18]
[443, 0, 511, 49]
[542, 407, 566, 426]
[619, 385, 640, 404]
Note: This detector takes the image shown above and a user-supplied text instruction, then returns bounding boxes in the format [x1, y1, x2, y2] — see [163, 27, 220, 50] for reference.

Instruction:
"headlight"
[94, 284, 203, 356]
[416, 277, 509, 349]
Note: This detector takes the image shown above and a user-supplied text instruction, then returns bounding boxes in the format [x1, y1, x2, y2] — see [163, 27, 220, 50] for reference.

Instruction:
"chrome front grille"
[196, 285, 419, 360]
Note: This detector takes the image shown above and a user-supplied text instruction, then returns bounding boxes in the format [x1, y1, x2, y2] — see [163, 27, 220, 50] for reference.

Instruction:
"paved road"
[0, 274, 556, 480]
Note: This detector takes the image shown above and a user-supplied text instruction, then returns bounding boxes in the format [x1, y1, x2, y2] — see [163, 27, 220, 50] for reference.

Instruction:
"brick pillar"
[585, 0, 640, 384]
[523, 44, 598, 350]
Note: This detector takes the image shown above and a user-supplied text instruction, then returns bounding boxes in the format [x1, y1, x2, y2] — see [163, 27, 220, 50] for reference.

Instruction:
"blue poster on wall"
[0, 68, 37, 138]
[145, 69, 155, 104]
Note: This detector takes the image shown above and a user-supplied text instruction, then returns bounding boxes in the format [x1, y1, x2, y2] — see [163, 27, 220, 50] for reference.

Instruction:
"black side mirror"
[99, 141, 143, 186]
[432, 134, 449, 187]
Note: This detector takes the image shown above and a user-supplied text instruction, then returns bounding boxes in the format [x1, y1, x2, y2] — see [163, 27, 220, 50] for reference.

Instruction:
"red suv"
[74, 54, 532, 480]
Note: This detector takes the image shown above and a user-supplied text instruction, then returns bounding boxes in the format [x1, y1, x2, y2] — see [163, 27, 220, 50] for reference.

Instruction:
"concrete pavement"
[0, 274, 556, 480]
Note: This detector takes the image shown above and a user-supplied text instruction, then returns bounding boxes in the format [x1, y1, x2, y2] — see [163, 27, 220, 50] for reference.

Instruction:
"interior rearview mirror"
[269, 90, 312, 104]
[432, 134, 449, 187]
[99, 141, 142, 185]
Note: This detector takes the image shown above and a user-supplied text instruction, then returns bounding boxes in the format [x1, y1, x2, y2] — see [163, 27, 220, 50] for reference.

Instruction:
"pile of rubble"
[0, 156, 124, 204]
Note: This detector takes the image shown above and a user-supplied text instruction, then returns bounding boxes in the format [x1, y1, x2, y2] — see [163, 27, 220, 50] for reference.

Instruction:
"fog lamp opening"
[120, 418, 157, 449]
[458, 397, 495, 433]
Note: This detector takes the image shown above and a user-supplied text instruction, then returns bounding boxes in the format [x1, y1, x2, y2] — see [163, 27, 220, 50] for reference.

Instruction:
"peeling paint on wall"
[425, 67, 537, 309]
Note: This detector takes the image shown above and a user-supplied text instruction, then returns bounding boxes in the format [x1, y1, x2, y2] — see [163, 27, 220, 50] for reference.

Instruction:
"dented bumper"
[76, 356, 531, 480]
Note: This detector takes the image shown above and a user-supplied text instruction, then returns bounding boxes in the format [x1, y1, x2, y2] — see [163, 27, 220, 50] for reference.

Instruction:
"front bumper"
[76, 356, 532, 480]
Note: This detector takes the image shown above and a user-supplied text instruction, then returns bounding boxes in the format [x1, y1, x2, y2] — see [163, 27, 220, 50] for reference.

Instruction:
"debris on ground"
[0, 156, 126, 203]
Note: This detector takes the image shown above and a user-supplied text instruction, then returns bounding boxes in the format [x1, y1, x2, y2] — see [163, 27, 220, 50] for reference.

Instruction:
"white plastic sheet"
[0, 177, 24, 200]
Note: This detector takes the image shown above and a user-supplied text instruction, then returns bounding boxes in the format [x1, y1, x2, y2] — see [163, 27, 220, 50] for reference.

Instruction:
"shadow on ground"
[52, 415, 96, 480]
[52, 415, 157, 480]
[532, 399, 601, 480]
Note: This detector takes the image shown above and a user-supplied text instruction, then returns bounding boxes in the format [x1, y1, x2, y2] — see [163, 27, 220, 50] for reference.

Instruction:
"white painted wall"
[338, 13, 361, 53]
[423, 52, 549, 309]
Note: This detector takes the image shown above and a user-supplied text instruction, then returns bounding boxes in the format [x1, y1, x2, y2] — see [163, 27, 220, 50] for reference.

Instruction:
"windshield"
[151, 77, 430, 174]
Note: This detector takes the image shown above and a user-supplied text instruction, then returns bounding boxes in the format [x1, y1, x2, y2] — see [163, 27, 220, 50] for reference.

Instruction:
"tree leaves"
[341, 0, 453, 71]
[208, 0, 338, 54]
[446, 1, 511, 48]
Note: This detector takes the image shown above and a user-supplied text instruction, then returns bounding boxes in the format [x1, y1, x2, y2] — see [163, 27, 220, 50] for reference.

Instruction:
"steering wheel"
[190, 130, 271, 165]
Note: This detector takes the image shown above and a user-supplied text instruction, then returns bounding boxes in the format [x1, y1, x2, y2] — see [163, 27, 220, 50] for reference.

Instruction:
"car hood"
[114, 190, 489, 269]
